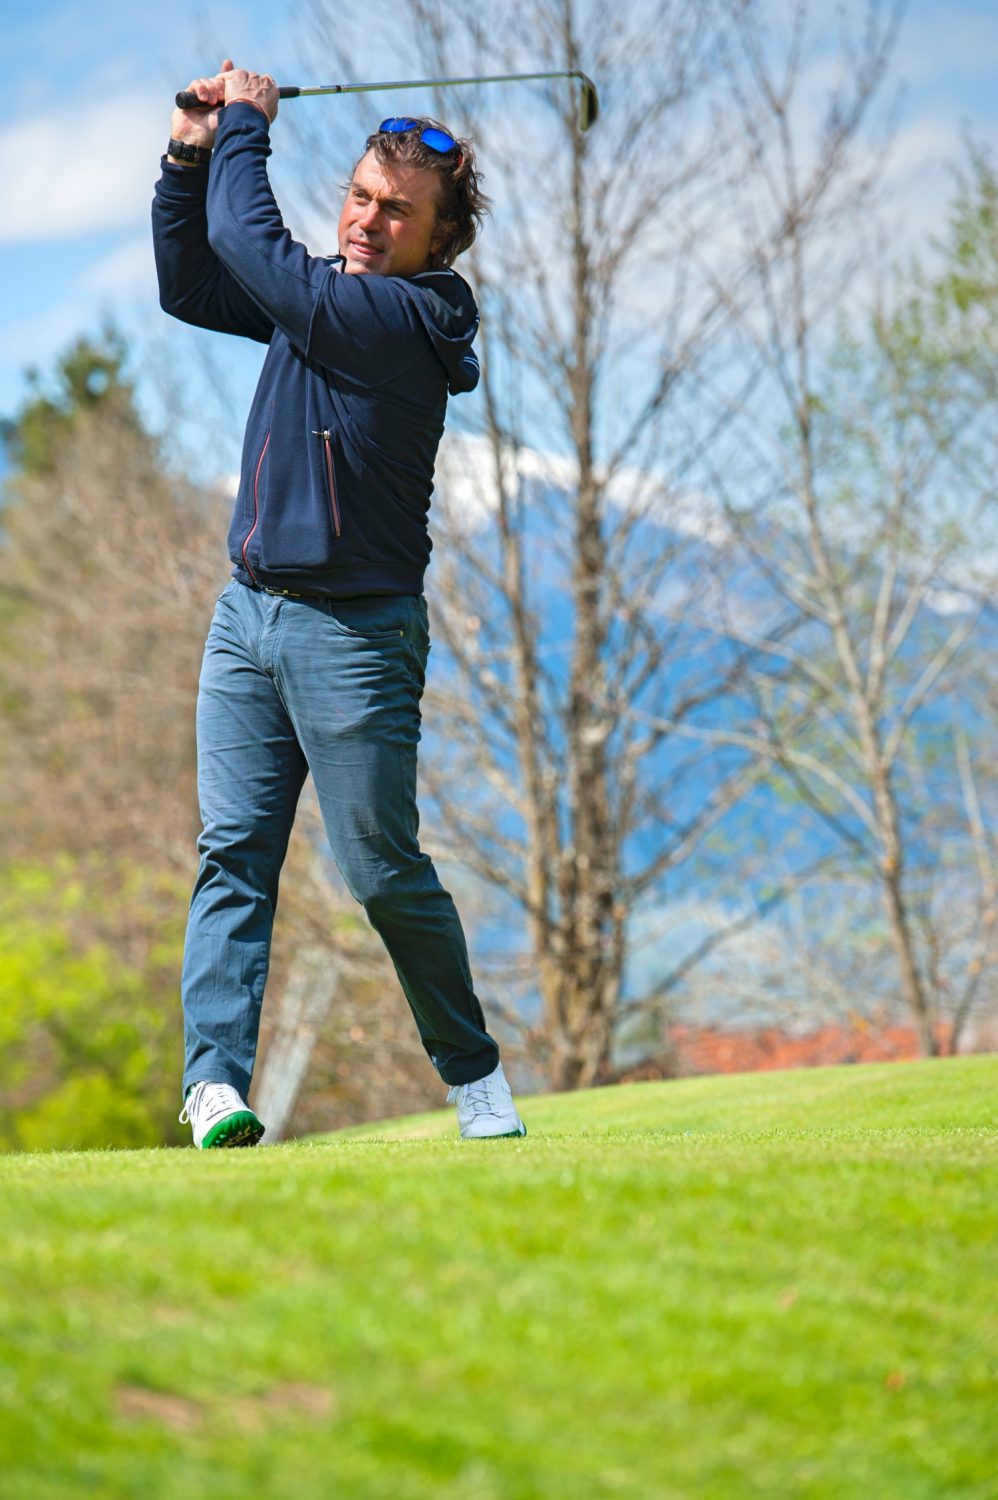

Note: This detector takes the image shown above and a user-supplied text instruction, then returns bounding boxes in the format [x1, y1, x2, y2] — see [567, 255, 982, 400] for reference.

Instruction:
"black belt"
[257, 583, 407, 602]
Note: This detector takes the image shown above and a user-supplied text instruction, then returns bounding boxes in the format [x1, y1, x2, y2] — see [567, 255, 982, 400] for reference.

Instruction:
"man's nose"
[356, 200, 382, 229]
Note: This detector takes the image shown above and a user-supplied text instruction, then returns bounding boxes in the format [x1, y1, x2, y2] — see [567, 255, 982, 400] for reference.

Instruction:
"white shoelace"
[178, 1081, 240, 1126]
[448, 1076, 505, 1117]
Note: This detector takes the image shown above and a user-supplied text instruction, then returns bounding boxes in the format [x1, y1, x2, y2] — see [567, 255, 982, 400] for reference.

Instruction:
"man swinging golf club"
[152, 59, 526, 1147]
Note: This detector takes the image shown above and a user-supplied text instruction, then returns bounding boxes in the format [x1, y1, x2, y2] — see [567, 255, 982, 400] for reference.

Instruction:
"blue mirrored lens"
[378, 118, 456, 154]
[419, 127, 456, 153]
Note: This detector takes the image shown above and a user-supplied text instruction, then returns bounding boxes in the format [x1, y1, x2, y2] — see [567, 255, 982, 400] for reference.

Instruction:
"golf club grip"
[175, 86, 300, 109]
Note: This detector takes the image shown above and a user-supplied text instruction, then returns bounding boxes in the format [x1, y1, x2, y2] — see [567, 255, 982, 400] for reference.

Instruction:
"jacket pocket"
[313, 428, 341, 537]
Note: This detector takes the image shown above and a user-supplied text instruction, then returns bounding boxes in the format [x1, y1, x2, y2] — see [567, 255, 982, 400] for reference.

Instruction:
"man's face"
[338, 149, 445, 277]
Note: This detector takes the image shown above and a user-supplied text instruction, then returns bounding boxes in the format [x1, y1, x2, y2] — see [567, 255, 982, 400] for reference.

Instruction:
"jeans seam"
[403, 596, 427, 685]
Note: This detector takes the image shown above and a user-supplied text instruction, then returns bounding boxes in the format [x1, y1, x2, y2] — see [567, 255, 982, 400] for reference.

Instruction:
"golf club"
[176, 69, 600, 132]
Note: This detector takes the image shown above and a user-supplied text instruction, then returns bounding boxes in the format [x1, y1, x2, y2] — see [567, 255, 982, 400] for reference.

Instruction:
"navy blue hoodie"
[151, 103, 480, 596]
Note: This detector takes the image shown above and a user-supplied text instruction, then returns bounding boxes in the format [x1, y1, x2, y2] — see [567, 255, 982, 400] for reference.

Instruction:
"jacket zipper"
[242, 430, 271, 584]
[313, 428, 342, 537]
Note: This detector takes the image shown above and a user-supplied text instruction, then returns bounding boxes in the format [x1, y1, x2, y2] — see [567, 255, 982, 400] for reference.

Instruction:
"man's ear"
[429, 220, 455, 268]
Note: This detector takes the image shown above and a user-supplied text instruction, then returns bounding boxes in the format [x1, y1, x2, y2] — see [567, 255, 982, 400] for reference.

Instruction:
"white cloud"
[876, 113, 966, 252]
[434, 432, 729, 546]
[0, 301, 83, 370]
[0, 236, 161, 404]
[83, 235, 158, 299]
[924, 587, 977, 617]
[2, 94, 163, 244]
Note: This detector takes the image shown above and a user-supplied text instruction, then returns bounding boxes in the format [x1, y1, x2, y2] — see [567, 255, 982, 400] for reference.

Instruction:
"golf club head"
[578, 73, 599, 131]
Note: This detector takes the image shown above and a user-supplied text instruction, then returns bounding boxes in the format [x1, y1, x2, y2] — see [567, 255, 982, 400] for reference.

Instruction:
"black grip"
[175, 85, 299, 108]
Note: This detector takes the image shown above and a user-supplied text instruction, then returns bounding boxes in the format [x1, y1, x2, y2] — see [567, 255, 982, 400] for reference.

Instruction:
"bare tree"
[912, 731, 998, 1053]
[630, 5, 998, 1055]
[283, 0, 907, 1088]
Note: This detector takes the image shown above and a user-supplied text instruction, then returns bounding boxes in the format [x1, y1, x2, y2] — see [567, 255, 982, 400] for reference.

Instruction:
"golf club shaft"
[175, 69, 599, 128]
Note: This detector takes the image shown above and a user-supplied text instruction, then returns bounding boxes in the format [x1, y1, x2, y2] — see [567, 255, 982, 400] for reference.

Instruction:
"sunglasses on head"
[379, 117, 458, 154]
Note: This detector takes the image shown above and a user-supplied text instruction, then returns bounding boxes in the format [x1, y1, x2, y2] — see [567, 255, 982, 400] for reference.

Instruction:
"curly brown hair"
[359, 119, 491, 270]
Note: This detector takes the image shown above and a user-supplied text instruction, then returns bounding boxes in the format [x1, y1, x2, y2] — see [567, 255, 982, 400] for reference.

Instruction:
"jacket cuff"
[215, 100, 273, 144]
[158, 157, 210, 194]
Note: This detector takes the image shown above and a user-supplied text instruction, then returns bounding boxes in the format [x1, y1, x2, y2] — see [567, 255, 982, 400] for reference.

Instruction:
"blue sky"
[2, 0, 997, 472]
[0, 0, 303, 466]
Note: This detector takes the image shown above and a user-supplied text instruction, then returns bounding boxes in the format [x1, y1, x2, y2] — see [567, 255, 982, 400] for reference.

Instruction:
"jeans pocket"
[325, 594, 416, 640]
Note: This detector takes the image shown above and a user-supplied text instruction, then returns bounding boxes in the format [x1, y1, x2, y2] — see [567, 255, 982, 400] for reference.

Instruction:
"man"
[152, 59, 526, 1147]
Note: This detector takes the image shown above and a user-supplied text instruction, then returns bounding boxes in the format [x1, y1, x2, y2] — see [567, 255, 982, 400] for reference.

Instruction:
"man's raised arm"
[203, 69, 433, 383]
[151, 59, 275, 345]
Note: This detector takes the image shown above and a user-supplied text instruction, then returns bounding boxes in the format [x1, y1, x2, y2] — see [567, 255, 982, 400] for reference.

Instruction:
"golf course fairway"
[1, 1055, 994, 1498]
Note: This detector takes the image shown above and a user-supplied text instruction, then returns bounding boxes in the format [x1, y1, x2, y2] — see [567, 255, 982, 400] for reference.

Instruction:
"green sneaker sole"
[200, 1111, 265, 1149]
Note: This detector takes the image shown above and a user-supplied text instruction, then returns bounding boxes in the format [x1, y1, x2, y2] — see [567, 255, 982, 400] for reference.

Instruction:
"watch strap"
[168, 137, 212, 165]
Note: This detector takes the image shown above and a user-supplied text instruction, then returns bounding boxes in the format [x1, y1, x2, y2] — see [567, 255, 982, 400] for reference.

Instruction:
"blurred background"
[1, 0, 996, 1151]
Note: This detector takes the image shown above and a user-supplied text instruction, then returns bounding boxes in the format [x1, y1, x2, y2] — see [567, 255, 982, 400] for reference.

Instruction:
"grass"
[0, 1055, 995, 1499]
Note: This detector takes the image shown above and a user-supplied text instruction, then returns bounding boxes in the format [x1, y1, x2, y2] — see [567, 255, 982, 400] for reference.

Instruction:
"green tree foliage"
[0, 861, 187, 1151]
[4, 324, 142, 479]
[937, 140, 998, 339]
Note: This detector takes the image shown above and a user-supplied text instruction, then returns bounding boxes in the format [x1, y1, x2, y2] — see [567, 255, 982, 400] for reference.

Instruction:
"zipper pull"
[312, 429, 332, 440]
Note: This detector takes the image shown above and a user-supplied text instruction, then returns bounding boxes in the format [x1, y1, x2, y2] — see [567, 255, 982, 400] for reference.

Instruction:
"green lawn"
[1, 1056, 995, 1499]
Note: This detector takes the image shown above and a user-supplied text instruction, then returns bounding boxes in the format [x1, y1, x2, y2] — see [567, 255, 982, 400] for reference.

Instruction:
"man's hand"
[170, 59, 236, 149]
[168, 58, 278, 161]
[222, 67, 279, 123]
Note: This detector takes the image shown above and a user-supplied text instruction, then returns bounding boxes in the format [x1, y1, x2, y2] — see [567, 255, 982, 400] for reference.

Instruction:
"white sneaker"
[447, 1062, 527, 1139]
[179, 1081, 265, 1149]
